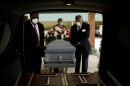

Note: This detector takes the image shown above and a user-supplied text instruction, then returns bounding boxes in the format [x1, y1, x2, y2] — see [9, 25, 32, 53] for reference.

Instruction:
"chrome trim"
[107, 70, 122, 86]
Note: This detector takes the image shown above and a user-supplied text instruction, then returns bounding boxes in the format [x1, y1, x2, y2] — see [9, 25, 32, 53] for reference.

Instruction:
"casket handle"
[44, 54, 50, 63]
[59, 55, 62, 63]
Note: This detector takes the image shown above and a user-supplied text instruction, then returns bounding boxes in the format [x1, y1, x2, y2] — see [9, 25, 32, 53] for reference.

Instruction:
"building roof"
[26, 13, 102, 21]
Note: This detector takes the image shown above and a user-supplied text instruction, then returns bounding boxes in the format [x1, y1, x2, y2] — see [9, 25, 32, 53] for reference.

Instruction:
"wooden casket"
[44, 40, 76, 68]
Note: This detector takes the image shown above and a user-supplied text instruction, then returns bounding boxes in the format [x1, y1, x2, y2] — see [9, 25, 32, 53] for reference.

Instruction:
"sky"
[25, 13, 102, 21]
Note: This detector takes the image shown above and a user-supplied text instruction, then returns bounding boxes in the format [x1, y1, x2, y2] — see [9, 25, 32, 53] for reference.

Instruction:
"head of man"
[30, 11, 39, 24]
[24, 15, 29, 22]
[58, 18, 63, 25]
[75, 15, 83, 26]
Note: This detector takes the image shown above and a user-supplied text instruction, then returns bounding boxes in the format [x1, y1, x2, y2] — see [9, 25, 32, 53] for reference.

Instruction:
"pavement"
[95, 37, 102, 53]
[67, 55, 99, 73]
[93, 53, 100, 58]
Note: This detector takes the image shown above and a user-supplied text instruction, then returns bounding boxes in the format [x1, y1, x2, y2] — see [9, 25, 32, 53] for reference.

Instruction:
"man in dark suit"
[24, 11, 45, 74]
[70, 15, 91, 73]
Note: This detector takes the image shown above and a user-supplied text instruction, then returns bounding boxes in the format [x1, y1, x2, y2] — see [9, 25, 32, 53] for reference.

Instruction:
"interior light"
[66, 3, 72, 6]
[64, 0, 75, 5]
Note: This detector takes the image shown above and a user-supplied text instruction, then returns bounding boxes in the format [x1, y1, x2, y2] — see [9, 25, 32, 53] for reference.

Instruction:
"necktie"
[77, 26, 80, 33]
[34, 25, 40, 45]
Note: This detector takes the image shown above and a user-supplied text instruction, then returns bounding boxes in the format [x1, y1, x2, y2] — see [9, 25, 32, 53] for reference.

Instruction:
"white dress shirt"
[77, 24, 82, 31]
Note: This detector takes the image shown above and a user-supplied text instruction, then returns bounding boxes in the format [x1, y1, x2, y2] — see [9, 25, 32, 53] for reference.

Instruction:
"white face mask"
[76, 22, 81, 26]
[59, 22, 63, 25]
[32, 18, 38, 24]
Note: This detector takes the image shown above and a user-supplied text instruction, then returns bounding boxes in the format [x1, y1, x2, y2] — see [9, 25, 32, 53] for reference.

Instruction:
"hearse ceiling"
[0, 0, 110, 15]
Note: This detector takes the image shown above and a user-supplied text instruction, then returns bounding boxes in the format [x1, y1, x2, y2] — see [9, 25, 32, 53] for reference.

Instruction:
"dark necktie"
[34, 25, 40, 45]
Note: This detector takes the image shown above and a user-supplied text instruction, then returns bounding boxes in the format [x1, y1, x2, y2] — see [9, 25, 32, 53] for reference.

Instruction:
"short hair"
[75, 15, 82, 19]
[58, 18, 63, 21]
[30, 11, 39, 16]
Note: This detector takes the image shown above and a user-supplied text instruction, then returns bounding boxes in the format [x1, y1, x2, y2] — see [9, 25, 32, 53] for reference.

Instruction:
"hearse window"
[24, 12, 103, 73]
[0, 22, 11, 54]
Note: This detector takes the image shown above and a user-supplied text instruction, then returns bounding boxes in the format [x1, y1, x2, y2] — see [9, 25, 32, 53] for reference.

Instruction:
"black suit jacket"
[24, 20, 44, 50]
[70, 22, 91, 52]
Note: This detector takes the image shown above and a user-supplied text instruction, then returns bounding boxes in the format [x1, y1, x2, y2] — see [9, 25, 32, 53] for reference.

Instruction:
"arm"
[70, 26, 74, 45]
[39, 23, 47, 50]
[39, 23, 46, 57]
[24, 21, 37, 48]
[85, 24, 90, 39]
[81, 23, 90, 45]
[70, 26, 79, 47]
[40, 24, 45, 46]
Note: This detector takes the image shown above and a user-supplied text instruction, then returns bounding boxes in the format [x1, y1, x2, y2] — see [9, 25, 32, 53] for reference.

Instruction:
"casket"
[44, 40, 76, 68]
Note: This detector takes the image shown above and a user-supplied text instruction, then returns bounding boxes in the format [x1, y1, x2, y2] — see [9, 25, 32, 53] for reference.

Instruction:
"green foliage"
[89, 48, 98, 54]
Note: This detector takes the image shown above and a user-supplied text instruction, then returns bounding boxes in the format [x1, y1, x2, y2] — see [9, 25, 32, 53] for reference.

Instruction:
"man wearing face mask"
[51, 18, 68, 36]
[50, 18, 69, 73]
[51, 18, 64, 27]
[24, 11, 45, 74]
[70, 15, 91, 73]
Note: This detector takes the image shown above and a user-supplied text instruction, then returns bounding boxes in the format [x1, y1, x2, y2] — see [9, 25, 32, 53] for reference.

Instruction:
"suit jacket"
[70, 22, 91, 52]
[24, 20, 44, 51]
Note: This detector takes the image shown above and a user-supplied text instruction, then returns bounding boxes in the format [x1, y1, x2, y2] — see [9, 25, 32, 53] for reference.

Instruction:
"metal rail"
[44, 77, 50, 86]
[69, 73, 90, 76]
[41, 73, 58, 77]
[79, 75, 88, 84]
[27, 72, 34, 86]
[62, 74, 68, 86]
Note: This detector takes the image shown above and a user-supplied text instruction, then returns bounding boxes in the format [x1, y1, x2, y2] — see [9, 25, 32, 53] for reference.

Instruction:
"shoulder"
[24, 20, 30, 25]
[52, 24, 58, 28]
[82, 22, 90, 29]
[62, 25, 67, 28]
[38, 22, 44, 27]
[38, 22, 43, 26]
[71, 24, 76, 29]
[24, 20, 32, 28]
[82, 22, 90, 26]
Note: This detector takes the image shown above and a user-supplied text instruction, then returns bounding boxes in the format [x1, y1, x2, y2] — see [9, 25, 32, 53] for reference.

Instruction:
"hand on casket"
[35, 45, 46, 57]
[73, 42, 80, 47]
[43, 46, 47, 50]
[36, 45, 47, 50]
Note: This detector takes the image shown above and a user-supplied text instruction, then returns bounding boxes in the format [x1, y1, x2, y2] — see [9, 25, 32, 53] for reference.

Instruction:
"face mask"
[76, 22, 81, 26]
[32, 18, 38, 24]
[59, 22, 63, 25]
